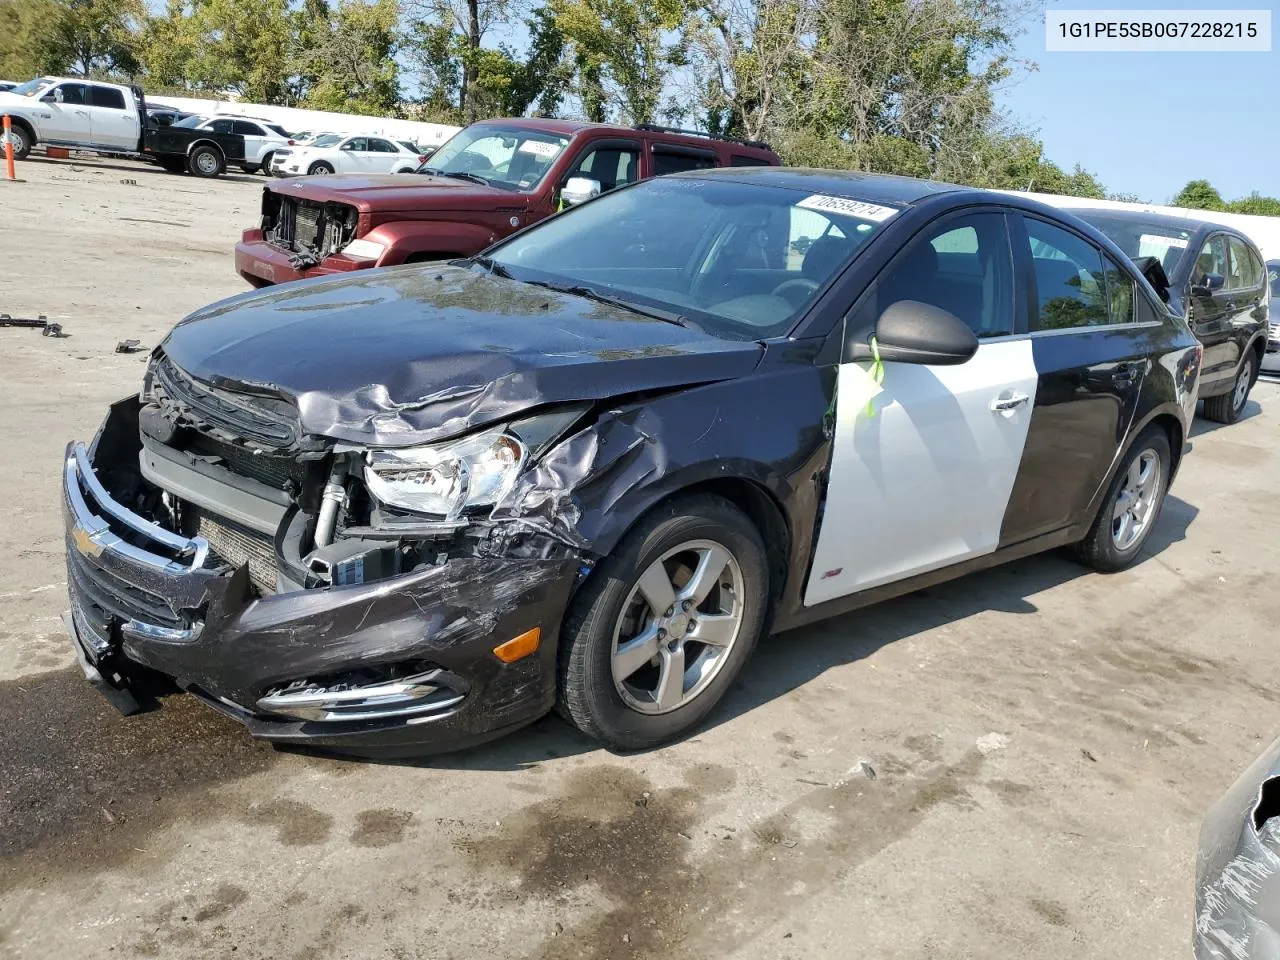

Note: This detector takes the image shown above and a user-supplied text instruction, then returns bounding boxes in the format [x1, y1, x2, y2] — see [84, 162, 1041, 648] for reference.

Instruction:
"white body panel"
[804, 339, 1039, 606]
[89, 101, 138, 149]
[41, 101, 90, 142]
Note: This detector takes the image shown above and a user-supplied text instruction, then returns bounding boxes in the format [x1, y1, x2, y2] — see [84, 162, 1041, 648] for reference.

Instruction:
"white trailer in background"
[144, 94, 461, 153]
[1000, 190, 1280, 261]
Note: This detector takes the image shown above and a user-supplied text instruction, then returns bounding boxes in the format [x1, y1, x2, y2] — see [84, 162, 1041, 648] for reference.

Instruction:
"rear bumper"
[61, 415, 581, 756]
[235, 233, 373, 287]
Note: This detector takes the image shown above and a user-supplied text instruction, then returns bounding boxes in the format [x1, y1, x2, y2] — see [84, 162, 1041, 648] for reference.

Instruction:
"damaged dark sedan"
[63, 168, 1203, 755]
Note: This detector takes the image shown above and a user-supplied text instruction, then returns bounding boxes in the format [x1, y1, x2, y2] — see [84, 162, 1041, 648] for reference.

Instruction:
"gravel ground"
[1, 154, 1278, 960]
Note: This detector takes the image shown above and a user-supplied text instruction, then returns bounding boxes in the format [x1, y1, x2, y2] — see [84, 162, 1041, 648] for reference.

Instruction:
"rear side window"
[232, 120, 264, 136]
[1024, 218, 1110, 330]
[368, 138, 398, 153]
[652, 146, 715, 176]
[1227, 237, 1262, 290]
[89, 86, 126, 109]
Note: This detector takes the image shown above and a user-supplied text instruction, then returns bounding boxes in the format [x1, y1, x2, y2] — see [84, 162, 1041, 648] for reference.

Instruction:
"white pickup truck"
[0, 77, 247, 177]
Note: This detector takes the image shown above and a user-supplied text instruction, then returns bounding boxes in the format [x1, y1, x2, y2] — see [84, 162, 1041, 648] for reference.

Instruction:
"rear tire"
[187, 144, 223, 178]
[259, 152, 274, 175]
[308, 161, 334, 175]
[1073, 426, 1171, 572]
[1203, 354, 1255, 424]
[556, 494, 769, 750]
[4, 123, 32, 161]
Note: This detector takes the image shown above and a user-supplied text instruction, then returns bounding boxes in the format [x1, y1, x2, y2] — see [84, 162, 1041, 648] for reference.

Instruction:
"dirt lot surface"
[2, 155, 1279, 960]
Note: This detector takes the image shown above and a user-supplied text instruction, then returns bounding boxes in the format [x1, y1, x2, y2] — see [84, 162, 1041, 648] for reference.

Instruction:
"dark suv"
[234, 120, 781, 287]
[1072, 209, 1270, 424]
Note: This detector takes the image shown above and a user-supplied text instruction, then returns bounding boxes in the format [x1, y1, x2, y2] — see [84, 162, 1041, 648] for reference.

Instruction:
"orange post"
[2, 115, 14, 181]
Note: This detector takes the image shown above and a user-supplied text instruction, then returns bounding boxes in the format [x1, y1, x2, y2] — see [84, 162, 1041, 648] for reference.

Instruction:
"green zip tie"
[865, 336, 885, 418]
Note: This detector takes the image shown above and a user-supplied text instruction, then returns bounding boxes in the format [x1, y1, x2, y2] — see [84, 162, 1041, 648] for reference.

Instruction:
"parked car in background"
[269, 133, 422, 177]
[0, 77, 245, 177]
[1073, 209, 1269, 424]
[0, 81, 18, 93]
[69, 169, 1200, 755]
[269, 131, 330, 176]
[1195, 733, 1280, 959]
[188, 116, 290, 174]
[1264, 260, 1280, 374]
[235, 119, 781, 286]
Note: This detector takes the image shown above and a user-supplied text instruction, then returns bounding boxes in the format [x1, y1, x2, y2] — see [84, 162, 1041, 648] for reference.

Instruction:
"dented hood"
[269, 174, 526, 214]
[160, 265, 763, 447]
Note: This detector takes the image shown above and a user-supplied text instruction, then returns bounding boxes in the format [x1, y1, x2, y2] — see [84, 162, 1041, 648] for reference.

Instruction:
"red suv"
[234, 119, 781, 287]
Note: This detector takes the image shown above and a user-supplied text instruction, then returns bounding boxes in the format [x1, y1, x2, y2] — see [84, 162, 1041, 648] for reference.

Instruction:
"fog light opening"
[256, 661, 465, 722]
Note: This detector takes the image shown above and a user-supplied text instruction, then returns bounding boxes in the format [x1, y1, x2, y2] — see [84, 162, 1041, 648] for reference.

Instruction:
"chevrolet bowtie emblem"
[72, 524, 103, 558]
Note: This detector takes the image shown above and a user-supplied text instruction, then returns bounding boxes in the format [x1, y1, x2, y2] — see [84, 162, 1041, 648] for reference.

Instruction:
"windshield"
[1077, 214, 1193, 277]
[173, 115, 207, 129]
[311, 134, 343, 148]
[420, 124, 570, 191]
[488, 177, 894, 340]
[11, 77, 57, 98]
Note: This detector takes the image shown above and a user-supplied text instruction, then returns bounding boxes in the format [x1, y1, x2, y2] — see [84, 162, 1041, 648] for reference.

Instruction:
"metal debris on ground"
[1, 313, 66, 336]
[115, 339, 144, 354]
[119, 179, 137, 186]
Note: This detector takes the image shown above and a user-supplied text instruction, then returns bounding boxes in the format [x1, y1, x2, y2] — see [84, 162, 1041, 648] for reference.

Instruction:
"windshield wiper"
[470, 255, 512, 279]
[427, 170, 490, 186]
[525, 280, 689, 327]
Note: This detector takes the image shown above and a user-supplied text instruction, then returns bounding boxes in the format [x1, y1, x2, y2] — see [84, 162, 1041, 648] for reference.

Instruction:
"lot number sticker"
[797, 194, 899, 222]
[1140, 233, 1188, 249]
[518, 140, 560, 158]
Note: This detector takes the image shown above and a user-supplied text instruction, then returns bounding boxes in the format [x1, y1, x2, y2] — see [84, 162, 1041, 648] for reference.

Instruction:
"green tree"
[27, 0, 145, 76]
[0, 0, 57, 79]
[1171, 179, 1226, 211]
[297, 0, 401, 113]
[1226, 192, 1280, 217]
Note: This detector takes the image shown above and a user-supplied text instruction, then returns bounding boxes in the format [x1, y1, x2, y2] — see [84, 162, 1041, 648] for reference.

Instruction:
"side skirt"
[770, 525, 1082, 635]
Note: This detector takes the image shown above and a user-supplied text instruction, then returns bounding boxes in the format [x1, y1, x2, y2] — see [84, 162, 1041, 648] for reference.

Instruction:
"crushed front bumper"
[235, 232, 373, 287]
[61, 434, 580, 755]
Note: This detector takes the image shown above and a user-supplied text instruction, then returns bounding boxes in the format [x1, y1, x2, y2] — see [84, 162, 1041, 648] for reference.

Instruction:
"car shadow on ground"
[1189, 399, 1263, 437]
[344, 494, 1199, 772]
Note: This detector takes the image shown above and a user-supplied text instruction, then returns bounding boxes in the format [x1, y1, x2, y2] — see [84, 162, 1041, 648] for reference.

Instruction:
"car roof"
[1065, 207, 1217, 235]
[465, 117, 778, 157]
[670, 166, 967, 204]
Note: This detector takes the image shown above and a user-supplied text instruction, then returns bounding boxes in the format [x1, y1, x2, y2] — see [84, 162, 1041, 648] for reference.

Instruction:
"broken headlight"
[364, 426, 526, 518]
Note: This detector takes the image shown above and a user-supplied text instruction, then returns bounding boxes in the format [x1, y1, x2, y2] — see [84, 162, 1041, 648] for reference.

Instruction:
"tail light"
[418, 154, 428, 163]
[287, 139, 296, 145]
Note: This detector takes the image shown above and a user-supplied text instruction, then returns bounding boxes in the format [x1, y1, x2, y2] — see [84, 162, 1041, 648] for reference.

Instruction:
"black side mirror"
[851, 300, 979, 366]
[1191, 272, 1225, 298]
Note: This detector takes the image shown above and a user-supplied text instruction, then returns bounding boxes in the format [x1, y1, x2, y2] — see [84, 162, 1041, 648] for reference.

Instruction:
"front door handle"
[990, 392, 1030, 412]
[1112, 362, 1142, 384]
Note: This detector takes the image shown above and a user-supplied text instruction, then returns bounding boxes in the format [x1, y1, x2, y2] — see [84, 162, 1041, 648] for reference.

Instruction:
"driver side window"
[1194, 235, 1228, 283]
[341, 138, 366, 152]
[857, 214, 1014, 340]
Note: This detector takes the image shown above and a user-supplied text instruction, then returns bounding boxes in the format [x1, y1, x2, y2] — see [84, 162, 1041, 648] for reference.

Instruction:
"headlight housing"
[364, 426, 526, 519]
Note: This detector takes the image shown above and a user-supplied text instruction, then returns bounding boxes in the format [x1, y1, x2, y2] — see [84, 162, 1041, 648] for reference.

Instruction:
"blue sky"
[997, 0, 1277, 203]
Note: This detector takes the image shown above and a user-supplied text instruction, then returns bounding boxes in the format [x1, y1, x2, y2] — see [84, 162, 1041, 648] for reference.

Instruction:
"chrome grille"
[296, 203, 321, 250]
[196, 510, 278, 595]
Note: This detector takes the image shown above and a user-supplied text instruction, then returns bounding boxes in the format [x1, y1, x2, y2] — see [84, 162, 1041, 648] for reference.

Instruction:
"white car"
[177, 115, 291, 175]
[272, 133, 424, 176]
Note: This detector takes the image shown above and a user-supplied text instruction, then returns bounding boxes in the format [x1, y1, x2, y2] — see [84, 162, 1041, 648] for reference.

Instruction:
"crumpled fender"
[364, 220, 500, 264]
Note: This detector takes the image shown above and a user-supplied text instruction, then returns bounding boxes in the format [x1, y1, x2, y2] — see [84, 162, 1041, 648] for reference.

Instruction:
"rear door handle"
[990, 392, 1029, 412]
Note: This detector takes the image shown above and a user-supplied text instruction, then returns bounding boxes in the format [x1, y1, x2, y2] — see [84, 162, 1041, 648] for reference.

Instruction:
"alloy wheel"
[1111, 449, 1161, 552]
[610, 539, 745, 715]
[1233, 359, 1252, 412]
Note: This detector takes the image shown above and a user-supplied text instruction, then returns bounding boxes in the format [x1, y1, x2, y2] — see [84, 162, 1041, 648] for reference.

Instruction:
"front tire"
[4, 123, 32, 161]
[1073, 426, 1171, 572]
[557, 494, 768, 750]
[259, 152, 274, 175]
[1203, 354, 1255, 424]
[308, 161, 334, 175]
[187, 144, 223, 178]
